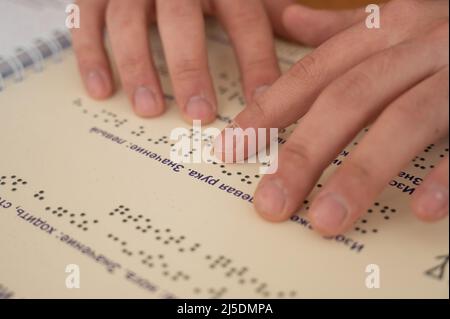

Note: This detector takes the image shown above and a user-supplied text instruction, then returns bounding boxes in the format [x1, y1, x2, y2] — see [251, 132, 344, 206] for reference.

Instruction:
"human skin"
[72, 0, 449, 236]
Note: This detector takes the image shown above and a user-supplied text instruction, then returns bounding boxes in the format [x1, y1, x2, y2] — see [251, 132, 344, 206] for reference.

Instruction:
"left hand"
[216, 0, 449, 236]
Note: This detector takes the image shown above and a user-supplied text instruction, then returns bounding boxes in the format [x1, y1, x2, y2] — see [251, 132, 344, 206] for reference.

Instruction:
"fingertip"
[133, 86, 166, 118]
[254, 178, 292, 223]
[183, 96, 217, 124]
[85, 69, 114, 100]
[412, 184, 449, 222]
[308, 193, 350, 237]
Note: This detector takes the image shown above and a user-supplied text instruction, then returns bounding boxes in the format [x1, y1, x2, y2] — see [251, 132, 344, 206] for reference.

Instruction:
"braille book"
[0, 9, 448, 299]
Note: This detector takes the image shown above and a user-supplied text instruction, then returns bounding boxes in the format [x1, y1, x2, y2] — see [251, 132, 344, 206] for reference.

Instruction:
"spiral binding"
[0, 30, 71, 92]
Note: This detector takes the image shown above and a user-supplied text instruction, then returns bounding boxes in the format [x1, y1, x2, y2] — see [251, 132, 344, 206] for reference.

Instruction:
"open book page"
[0, 25, 448, 299]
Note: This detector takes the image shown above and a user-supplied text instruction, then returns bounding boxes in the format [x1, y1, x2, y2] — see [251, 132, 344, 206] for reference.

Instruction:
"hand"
[216, 0, 449, 236]
[72, 0, 295, 123]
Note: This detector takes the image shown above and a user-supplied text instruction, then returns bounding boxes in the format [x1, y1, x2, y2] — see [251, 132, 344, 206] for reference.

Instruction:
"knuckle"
[344, 159, 373, 184]
[171, 58, 204, 82]
[289, 54, 323, 84]
[320, 69, 373, 109]
[117, 53, 150, 81]
[242, 55, 277, 73]
[106, 0, 146, 29]
[227, 6, 264, 29]
[246, 97, 270, 125]
[391, 94, 431, 126]
[282, 140, 314, 168]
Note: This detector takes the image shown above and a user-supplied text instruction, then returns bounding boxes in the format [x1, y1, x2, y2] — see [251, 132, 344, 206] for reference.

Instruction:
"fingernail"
[311, 193, 348, 233]
[134, 86, 159, 117]
[255, 179, 286, 217]
[86, 70, 108, 98]
[185, 96, 215, 120]
[252, 85, 270, 101]
[417, 183, 449, 219]
[212, 122, 245, 163]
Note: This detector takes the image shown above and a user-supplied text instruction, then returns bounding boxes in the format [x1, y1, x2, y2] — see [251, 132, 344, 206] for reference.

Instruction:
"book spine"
[0, 30, 71, 92]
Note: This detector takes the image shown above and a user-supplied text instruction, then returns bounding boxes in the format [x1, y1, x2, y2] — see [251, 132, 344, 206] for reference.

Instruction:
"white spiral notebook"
[0, 7, 448, 299]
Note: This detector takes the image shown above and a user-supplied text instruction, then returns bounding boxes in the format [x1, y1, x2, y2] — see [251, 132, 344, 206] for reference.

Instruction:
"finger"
[282, 4, 367, 46]
[309, 67, 449, 236]
[213, 0, 448, 160]
[213, 0, 281, 104]
[412, 156, 449, 222]
[106, 0, 165, 118]
[156, 0, 216, 124]
[254, 25, 449, 222]
[261, 0, 297, 39]
[72, 0, 113, 99]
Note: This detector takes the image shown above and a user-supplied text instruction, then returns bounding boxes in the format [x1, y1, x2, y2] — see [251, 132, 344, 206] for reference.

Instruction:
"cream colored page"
[0, 28, 448, 299]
